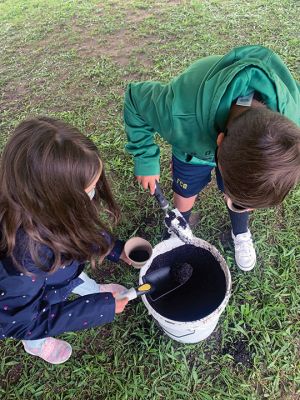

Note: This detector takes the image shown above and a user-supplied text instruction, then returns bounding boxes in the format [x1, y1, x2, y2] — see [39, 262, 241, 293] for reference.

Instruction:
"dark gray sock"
[227, 206, 249, 236]
[180, 208, 192, 223]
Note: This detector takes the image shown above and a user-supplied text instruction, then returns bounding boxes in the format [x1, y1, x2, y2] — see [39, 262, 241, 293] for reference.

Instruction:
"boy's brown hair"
[0, 117, 120, 273]
[218, 108, 300, 209]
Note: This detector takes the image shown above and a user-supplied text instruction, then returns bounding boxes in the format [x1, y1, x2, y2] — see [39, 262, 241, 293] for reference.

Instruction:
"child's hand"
[119, 249, 132, 265]
[136, 175, 160, 195]
[113, 294, 128, 314]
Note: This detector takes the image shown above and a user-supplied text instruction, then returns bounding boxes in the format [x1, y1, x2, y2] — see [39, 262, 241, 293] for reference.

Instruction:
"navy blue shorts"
[171, 155, 224, 198]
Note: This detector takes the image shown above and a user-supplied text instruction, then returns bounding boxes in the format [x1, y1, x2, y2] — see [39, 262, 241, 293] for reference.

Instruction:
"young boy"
[124, 45, 300, 271]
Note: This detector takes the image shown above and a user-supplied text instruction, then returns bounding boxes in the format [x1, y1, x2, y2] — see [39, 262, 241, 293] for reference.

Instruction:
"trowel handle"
[154, 180, 169, 210]
[115, 288, 137, 301]
[115, 284, 153, 302]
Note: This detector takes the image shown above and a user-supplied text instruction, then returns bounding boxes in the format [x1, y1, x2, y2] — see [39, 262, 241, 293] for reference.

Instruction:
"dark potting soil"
[144, 244, 227, 322]
[129, 249, 150, 262]
[144, 263, 193, 301]
[222, 338, 253, 368]
[171, 262, 193, 285]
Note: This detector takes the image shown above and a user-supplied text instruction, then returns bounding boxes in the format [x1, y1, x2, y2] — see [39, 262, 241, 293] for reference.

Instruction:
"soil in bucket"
[144, 244, 226, 322]
[129, 248, 150, 262]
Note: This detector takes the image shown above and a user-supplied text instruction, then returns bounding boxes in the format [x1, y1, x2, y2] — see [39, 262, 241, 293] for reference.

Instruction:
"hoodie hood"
[197, 45, 300, 136]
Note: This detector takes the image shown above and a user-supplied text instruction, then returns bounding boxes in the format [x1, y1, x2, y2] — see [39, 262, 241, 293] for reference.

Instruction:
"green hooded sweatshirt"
[124, 45, 300, 176]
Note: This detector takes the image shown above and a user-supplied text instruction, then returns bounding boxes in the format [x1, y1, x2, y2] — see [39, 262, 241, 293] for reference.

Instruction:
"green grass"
[0, 0, 299, 399]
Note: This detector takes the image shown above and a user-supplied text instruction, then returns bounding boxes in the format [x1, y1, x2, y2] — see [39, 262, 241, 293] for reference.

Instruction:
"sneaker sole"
[236, 259, 256, 272]
[24, 346, 72, 364]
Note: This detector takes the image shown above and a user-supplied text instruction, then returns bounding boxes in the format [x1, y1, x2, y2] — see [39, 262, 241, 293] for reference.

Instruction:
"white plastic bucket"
[139, 236, 231, 344]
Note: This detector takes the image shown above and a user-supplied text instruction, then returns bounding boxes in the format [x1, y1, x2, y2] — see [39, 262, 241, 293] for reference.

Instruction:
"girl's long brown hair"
[0, 117, 120, 273]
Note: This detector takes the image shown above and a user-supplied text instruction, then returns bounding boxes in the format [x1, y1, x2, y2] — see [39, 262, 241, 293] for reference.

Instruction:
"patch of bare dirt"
[0, 81, 29, 106]
[0, 3, 172, 118]
[76, 326, 113, 359]
[90, 261, 117, 283]
[6, 363, 23, 385]
[69, 5, 157, 67]
[166, 0, 183, 4]
[70, 27, 137, 67]
[133, 214, 160, 242]
[125, 8, 149, 24]
[219, 229, 233, 251]
[222, 337, 253, 369]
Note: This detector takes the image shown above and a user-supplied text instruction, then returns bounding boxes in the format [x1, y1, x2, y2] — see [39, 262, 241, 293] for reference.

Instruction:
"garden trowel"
[153, 181, 193, 244]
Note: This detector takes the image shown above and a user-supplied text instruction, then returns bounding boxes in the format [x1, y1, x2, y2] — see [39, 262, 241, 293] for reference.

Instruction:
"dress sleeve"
[100, 231, 125, 263]
[105, 239, 125, 263]
[0, 265, 115, 340]
[0, 228, 121, 340]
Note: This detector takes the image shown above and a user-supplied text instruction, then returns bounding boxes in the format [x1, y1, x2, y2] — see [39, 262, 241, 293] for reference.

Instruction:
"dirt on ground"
[222, 336, 253, 369]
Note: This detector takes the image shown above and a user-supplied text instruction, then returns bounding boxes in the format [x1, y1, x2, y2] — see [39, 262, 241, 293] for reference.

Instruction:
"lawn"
[0, 0, 299, 399]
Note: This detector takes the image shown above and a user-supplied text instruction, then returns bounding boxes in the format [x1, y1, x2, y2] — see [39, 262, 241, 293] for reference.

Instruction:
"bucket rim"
[139, 236, 232, 326]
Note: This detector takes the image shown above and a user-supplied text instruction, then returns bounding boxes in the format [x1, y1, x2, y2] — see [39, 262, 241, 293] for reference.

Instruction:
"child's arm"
[113, 294, 128, 314]
[0, 233, 128, 340]
[0, 271, 118, 340]
[124, 81, 174, 192]
[100, 233, 131, 265]
[104, 237, 125, 263]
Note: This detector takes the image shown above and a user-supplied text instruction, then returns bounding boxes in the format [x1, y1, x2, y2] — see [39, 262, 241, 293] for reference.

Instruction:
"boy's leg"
[173, 193, 197, 222]
[174, 192, 197, 211]
[216, 168, 256, 271]
[227, 207, 249, 236]
[161, 155, 213, 240]
[172, 155, 213, 219]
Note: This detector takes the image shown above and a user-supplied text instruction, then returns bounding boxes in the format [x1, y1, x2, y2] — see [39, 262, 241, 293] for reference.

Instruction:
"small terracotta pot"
[124, 237, 153, 269]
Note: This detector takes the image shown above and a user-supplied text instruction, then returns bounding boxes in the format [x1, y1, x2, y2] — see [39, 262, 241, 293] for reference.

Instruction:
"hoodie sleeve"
[124, 81, 173, 176]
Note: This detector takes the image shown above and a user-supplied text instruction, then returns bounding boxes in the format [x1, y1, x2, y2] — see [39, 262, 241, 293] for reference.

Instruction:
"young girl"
[0, 117, 130, 364]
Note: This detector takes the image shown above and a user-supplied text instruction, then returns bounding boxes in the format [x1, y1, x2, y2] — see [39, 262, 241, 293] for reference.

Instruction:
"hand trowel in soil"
[142, 262, 193, 302]
[153, 181, 193, 244]
[116, 263, 193, 302]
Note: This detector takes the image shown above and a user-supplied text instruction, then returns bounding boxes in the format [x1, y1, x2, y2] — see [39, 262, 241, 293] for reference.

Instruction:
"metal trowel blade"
[164, 208, 193, 244]
[142, 266, 185, 302]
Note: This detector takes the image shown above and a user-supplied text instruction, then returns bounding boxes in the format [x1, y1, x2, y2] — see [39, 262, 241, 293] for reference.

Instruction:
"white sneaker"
[231, 230, 256, 271]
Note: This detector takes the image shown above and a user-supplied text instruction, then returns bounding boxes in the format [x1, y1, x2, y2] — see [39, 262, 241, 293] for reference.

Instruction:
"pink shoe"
[23, 337, 72, 364]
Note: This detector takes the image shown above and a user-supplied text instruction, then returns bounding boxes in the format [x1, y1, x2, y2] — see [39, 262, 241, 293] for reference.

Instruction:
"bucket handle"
[162, 327, 196, 339]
